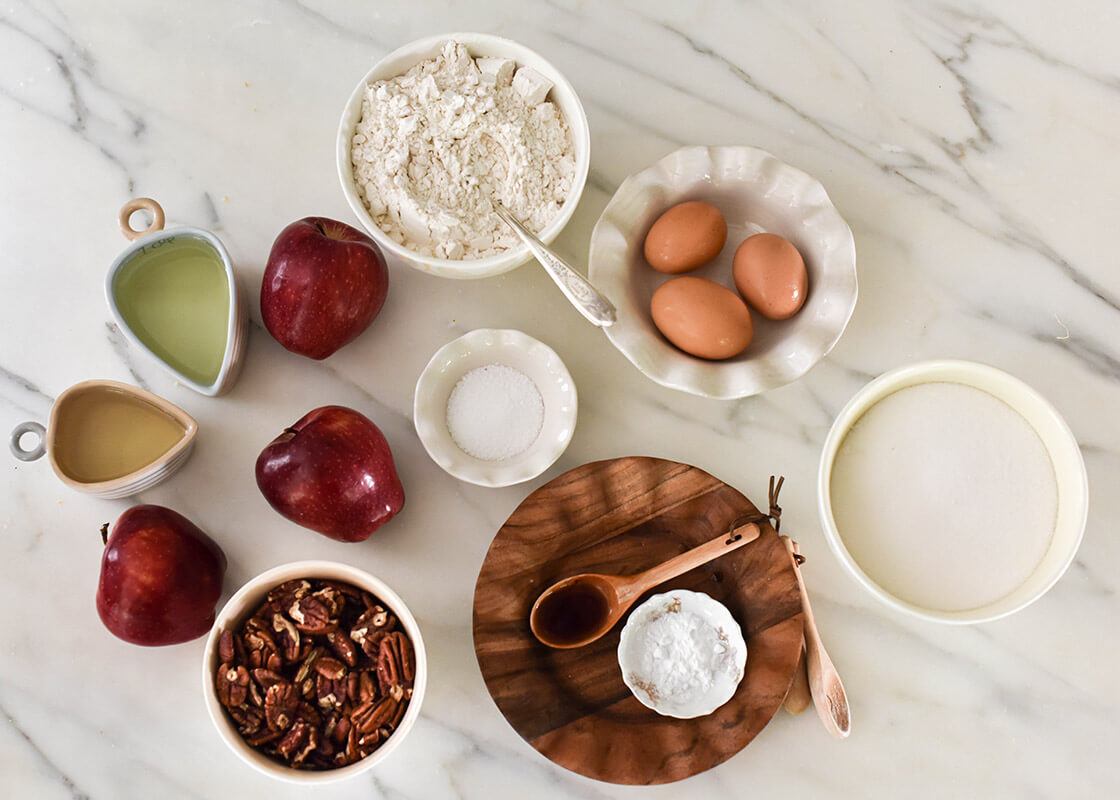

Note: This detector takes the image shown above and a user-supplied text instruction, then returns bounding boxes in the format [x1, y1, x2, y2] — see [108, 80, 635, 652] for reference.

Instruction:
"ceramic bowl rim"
[817, 359, 1089, 624]
[104, 226, 241, 396]
[201, 560, 428, 784]
[335, 31, 592, 279]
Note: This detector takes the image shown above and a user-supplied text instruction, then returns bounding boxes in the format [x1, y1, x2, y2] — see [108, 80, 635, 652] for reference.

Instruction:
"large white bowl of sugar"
[818, 360, 1088, 624]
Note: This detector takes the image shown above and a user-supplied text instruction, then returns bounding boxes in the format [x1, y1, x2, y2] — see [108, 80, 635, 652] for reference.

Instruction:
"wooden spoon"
[529, 521, 761, 649]
[783, 638, 812, 715]
[783, 537, 851, 738]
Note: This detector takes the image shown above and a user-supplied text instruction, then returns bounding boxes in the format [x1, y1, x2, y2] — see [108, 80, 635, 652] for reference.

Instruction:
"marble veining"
[1, 0, 1118, 798]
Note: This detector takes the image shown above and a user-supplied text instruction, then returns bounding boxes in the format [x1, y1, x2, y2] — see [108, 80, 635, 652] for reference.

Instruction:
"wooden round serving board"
[472, 456, 804, 785]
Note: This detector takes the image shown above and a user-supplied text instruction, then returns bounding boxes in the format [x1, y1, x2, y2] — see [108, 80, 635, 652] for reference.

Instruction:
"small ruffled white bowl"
[337, 32, 591, 279]
[617, 589, 747, 719]
[589, 145, 858, 398]
[413, 329, 577, 487]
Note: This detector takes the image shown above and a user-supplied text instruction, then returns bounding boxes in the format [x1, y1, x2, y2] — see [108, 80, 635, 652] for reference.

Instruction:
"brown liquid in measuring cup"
[534, 582, 611, 646]
[52, 388, 185, 483]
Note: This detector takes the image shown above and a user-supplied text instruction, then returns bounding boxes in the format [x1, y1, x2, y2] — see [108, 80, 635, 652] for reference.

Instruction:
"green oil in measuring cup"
[112, 236, 230, 387]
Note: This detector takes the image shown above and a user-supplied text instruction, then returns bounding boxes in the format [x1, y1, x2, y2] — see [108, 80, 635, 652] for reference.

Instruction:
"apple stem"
[284, 428, 299, 435]
[314, 221, 326, 236]
[100, 523, 109, 546]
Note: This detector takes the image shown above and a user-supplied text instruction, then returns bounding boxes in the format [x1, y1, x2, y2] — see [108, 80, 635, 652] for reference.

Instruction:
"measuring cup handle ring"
[10, 421, 46, 462]
[119, 197, 166, 241]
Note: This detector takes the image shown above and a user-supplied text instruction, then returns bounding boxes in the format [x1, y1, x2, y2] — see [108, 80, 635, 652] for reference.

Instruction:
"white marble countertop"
[2, 1, 1117, 797]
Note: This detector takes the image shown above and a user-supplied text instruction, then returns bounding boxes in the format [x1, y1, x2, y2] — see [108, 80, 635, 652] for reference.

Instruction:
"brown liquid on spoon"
[533, 581, 611, 646]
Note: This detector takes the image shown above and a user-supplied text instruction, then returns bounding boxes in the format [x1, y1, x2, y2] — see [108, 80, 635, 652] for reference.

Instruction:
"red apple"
[255, 405, 405, 542]
[97, 505, 227, 646]
[261, 217, 389, 359]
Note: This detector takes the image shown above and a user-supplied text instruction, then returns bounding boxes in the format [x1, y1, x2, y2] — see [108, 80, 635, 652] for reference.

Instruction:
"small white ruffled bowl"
[337, 32, 591, 279]
[589, 145, 858, 398]
[413, 329, 577, 487]
[617, 589, 747, 719]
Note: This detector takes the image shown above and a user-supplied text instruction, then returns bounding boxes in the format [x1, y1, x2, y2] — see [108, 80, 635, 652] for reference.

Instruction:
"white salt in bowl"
[818, 360, 1088, 624]
[337, 32, 591, 279]
[413, 329, 577, 487]
[617, 589, 747, 718]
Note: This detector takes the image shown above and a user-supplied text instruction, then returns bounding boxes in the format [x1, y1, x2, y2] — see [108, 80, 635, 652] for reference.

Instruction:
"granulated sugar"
[446, 364, 544, 461]
[830, 382, 1057, 611]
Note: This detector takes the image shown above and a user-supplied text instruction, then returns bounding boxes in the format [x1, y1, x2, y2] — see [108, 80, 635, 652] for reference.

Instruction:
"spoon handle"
[784, 537, 851, 739]
[493, 201, 617, 328]
[615, 522, 760, 605]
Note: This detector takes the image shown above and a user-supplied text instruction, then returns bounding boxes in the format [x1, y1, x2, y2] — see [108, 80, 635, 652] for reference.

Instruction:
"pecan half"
[276, 719, 312, 760]
[265, 683, 299, 731]
[272, 613, 301, 661]
[290, 595, 334, 634]
[313, 656, 346, 681]
[218, 630, 236, 664]
[377, 632, 414, 695]
[243, 624, 282, 671]
[268, 579, 311, 609]
[350, 606, 395, 657]
[216, 663, 249, 707]
[227, 704, 264, 734]
[251, 669, 287, 691]
[350, 695, 398, 736]
[326, 630, 358, 666]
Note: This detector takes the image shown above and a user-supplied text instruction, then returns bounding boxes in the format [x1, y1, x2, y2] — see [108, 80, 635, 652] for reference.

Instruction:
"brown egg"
[643, 200, 727, 274]
[650, 277, 754, 360]
[732, 233, 809, 320]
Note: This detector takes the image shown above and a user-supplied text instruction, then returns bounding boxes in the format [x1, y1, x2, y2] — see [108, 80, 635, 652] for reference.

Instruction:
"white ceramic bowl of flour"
[337, 33, 591, 279]
[819, 360, 1088, 624]
[617, 589, 747, 718]
[413, 328, 577, 487]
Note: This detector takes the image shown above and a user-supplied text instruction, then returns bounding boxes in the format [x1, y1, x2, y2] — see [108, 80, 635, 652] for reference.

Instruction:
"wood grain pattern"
[472, 457, 804, 784]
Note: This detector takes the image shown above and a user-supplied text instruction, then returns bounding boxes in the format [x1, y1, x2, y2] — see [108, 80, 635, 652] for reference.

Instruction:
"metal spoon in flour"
[493, 200, 617, 327]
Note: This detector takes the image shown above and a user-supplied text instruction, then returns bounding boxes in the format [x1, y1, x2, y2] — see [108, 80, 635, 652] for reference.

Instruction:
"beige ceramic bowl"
[589, 145, 858, 398]
[818, 360, 1089, 623]
[336, 32, 591, 279]
[9, 379, 197, 499]
[202, 561, 427, 784]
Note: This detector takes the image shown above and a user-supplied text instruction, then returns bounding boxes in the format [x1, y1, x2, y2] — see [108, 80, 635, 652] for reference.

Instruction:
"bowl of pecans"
[202, 561, 426, 783]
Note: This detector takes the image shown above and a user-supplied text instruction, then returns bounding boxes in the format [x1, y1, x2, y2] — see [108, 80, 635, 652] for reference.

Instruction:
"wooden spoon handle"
[783, 637, 812, 715]
[784, 537, 851, 739]
[615, 522, 760, 605]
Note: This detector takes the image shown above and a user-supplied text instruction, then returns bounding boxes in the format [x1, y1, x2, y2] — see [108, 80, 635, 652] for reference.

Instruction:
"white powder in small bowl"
[446, 364, 544, 461]
[618, 590, 747, 718]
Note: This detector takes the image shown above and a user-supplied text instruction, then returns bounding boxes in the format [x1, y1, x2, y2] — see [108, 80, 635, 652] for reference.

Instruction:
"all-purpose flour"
[351, 41, 575, 259]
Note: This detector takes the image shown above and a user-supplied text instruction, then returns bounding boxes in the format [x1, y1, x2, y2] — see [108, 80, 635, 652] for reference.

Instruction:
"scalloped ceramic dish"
[413, 329, 577, 487]
[618, 589, 747, 719]
[588, 145, 858, 398]
[337, 32, 591, 279]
